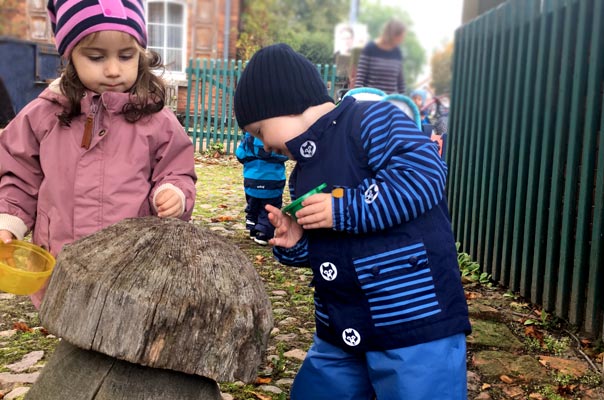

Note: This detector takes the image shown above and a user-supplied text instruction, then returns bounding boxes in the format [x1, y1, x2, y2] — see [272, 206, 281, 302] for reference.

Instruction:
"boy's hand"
[266, 204, 303, 248]
[0, 230, 14, 243]
[155, 189, 183, 218]
[296, 193, 333, 229]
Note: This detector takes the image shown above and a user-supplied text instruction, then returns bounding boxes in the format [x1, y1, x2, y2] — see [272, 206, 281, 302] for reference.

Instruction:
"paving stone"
[220, 393, 234, 400]
[0, 330, 16, 338]
[4, 386, 30, 399]
[7, 351, 44, 373]
[472, 351, 549, 382]
[275, 378, 294, 386]
[538, 355, 589, 377]
[467, 319, 523, 350]
[0, 372, 40, 384]
[283, 349, 306, 361]
[257, 384, 282, 394]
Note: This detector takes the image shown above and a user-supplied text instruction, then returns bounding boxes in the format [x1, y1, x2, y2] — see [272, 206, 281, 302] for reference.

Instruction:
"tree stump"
[34, 217, 272, 397]
[26, 341, 221, 400]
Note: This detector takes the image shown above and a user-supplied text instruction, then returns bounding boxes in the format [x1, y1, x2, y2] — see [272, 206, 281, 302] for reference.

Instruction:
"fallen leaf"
[481, 383, 491, 390]
[500, 374, 514, 384]
[255, 377, 272, 384]
[210, 215, 235, 222]
[465, 291, 481, 300]
[218, 204, 228, 209]
[524, 325, 544, 344]
[13, 322, 32, 332]
[250, 391, 272, 400]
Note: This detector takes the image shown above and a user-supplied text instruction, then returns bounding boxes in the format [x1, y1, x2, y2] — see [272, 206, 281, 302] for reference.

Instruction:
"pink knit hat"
[47, 0, 148, 57]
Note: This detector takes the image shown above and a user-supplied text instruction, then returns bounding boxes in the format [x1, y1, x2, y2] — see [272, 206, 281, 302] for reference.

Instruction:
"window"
[147, 1, 186, 74]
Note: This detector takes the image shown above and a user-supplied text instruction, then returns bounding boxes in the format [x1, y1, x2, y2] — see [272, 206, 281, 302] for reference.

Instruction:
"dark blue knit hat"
[234, 43, 334, 128]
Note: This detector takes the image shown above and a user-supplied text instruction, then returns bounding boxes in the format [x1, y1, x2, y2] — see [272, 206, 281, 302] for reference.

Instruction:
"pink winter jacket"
[0, 81, 197, 259]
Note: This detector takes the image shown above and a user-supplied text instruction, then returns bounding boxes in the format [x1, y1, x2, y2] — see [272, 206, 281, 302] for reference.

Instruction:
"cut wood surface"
[39, 217, 273, 382]
[25, 340, 221, 400]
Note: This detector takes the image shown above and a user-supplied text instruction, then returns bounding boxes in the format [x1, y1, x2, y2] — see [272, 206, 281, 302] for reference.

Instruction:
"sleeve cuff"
[153, 183, 186, 216]
[0, 214, 28, 240]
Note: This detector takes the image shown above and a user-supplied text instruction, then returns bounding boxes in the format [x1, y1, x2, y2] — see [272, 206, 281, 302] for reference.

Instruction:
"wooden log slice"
[39, 217, 273, 382]
[25, 340, 221, 400]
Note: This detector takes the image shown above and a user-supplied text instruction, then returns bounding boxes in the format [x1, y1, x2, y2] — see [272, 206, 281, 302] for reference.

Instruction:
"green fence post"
[184, 59, 193, 135]
[200, 59, 209, 153]
[502, 0, 536, 291]
[562, 1, 604, 329]
[543, 0, 579, 313]
[476, 7, 503, 272]
[226, 59, 236, 154]
[192, 59, 202, 152]
[518, 0, 550, 297]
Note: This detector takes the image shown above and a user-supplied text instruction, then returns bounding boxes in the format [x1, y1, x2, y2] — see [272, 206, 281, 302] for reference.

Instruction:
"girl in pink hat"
[0, 0, 197, 307]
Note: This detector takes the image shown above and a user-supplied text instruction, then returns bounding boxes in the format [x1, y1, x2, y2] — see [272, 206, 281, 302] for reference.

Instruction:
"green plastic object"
[282, 183, 328, 221]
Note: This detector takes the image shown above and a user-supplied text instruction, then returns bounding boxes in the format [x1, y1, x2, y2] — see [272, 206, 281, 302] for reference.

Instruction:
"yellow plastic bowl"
[0, 240, 55, 295]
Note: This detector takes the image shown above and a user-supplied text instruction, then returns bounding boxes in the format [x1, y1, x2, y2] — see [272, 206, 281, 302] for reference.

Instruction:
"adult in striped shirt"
[354, 19, 407, 94]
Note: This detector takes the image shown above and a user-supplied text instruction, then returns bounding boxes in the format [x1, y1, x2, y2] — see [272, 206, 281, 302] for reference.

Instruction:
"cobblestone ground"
[1, 156, 603, 400]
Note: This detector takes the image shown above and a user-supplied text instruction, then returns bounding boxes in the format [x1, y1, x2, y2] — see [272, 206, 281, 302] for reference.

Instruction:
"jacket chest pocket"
[352, 240, 442, 327]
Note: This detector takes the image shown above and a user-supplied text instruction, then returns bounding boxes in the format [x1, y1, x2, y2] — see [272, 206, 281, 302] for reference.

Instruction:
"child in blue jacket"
[234, 43, 471, 400]
[236, 132, 288, 245]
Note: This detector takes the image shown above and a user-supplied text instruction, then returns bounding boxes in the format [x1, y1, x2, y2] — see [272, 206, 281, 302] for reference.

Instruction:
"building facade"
[0, 0, 240, 113]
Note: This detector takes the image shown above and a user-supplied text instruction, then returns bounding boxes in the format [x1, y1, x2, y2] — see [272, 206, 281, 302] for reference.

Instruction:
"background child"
[234, 43, 470, 400]
[0, 0, 197, 307]
[236, 132, 288, 245]
[410, 88, 431, 125]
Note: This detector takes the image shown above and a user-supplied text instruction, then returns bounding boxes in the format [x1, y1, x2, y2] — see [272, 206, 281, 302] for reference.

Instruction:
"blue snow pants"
[290, 333, 467, 400]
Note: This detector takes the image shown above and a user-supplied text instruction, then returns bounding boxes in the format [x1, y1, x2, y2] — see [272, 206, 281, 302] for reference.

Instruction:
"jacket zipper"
[81, 98, 99, 149]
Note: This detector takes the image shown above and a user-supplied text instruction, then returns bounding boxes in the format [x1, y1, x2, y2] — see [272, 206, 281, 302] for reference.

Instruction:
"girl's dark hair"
[58, 47, 166, 125]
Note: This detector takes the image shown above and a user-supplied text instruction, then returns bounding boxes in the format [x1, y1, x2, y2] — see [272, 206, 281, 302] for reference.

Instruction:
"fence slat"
[558, 0, 592, 322]
[521, 0, 554, 300]
[511, 0, 541, 295]
[543, 0, 579, 313]
[531, 0, 566, 305]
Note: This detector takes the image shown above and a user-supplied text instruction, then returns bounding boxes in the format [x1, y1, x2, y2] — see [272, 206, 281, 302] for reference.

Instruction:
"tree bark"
[25, 341, 221, 400]
[39, 217, 273, 382]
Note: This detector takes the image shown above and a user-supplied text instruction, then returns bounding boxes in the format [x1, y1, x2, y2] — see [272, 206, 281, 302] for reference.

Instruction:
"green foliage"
[431, 42, 454, 95]
[238, 0, 347, 63]
[204, 141, 225, 156]
[456, 243, 492, 286]
[523, 310, 561, 331]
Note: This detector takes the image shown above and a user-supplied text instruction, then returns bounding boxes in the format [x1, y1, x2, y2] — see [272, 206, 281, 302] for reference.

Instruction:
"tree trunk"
[25, 341, 221, 400]
[39, 217, 273, 382]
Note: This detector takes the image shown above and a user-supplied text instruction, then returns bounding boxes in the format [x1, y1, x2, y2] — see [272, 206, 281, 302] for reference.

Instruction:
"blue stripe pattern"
[314, 296, 330, 326]
[273, 235, 309, 267]
[353, 242, 441, 327]
[333, 101, 448, 233]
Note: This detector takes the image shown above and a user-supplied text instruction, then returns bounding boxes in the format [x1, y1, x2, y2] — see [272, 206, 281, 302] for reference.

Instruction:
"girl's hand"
[0, 230, 14, 243]
[155, 189, 183, 218]
[295, 193, 333, 229]
[266, 204, 303, 248]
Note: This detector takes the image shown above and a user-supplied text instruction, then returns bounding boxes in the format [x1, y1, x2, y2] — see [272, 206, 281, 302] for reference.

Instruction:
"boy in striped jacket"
[234, 43, 471, 400]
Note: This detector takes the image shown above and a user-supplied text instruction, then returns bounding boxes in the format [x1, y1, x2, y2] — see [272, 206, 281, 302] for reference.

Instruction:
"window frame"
[146, 0, 187, 80]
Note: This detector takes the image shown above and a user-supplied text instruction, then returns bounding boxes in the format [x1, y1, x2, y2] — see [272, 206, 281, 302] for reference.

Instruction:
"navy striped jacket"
[275, 97, 470, 352]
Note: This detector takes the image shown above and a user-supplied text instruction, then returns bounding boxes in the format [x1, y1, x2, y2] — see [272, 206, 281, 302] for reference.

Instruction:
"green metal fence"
[185, 58, 337, 154]
[448, 0, 603, 338]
